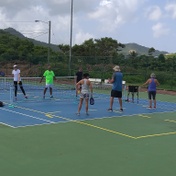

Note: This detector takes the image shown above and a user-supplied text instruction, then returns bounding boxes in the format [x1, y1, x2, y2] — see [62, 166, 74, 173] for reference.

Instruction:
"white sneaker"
[76, 112, 80, 116]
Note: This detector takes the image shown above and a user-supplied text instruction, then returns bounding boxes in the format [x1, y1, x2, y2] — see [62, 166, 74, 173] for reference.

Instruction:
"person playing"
[75, 67, 83, 97]
[76, 73, 93, 115]
[12, 64, 27, 100]
[108, 65, 123, 112]
[142, 73, 160, 109]
[40, 65, 56, 99]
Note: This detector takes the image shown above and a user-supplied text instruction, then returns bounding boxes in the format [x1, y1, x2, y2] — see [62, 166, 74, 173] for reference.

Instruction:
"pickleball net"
[0, 76, 78, 103]
[0, 76, 132, 104]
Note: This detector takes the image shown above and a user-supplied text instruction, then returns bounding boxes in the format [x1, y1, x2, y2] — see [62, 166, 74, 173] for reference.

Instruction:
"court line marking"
[72, 120, 136, 139]
[47, 111, 61, 114]
[130, 99, 176, 111]
[6, 104, 136, 139]
[165, 119, 176, 123]
[2, 104, 176, 139]
[11, 105, 64, 119]
[0, 122, 15, 128]
[136, 131, 176, 139]
[138, 114, 151, 118]
[0, 108, 55, 124]
[50, 114, 136, 139]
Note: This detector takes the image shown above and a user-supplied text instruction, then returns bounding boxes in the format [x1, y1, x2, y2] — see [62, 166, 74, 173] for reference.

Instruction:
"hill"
[2, 27, 168, 56]
[120, 43, 168, 56]
[4, 27, 60, 52]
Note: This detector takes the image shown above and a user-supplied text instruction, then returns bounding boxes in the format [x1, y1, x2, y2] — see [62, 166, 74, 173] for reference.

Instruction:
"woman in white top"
[76, 73, 93, 115]
[12, 65, 27, 100]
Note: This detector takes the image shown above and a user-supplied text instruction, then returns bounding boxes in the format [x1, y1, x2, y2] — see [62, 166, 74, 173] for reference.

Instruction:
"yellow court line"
[136, 131, 176, 139]
[10, 104, 176, 140]
[165, 119, 176, 123]
[45, 114, 53, 118]
[48, 113, 136, 139]
[138, 114, 151, 118]
[13, 105, 63, 118]
[13, 104, 135, 139]
[73, 120, 136, 139]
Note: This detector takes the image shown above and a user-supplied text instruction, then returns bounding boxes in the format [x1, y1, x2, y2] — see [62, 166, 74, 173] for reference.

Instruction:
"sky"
[0, 0, 176, 53]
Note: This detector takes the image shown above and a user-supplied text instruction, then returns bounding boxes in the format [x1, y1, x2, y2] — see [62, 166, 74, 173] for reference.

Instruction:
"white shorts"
[45, 84, 53, 88]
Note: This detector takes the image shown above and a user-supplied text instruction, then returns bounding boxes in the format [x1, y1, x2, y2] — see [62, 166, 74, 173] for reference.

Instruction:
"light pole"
[69, 0, 73, 76]
[35, 20, 51, 64]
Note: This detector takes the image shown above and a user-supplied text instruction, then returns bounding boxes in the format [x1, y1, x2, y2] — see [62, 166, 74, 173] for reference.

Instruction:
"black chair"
[126, 85, 139, 103]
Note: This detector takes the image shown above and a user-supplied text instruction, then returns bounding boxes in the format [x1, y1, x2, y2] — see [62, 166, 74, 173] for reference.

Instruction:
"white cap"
[13, 65, 17, 68]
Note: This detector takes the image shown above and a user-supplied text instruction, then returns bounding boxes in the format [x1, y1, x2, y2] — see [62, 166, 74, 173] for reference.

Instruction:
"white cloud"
[88, 0, 144, 32]
[165, 3, 176, 19]
[0, 0, 176, 52]
[74, 32, 94, 45]
[152, 23, 170, 38]
[145, 6, 162, 21]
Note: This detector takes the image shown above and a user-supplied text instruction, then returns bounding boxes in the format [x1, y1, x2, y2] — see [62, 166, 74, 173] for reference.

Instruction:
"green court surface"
[0, 91, 176, 176]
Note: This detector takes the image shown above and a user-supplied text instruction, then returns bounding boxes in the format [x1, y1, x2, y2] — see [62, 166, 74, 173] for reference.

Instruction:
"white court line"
[0, 122, 15, 128]
[1, 108, 56, 124]
[47, 111, 61, 114]
[1, 100, 176, 128]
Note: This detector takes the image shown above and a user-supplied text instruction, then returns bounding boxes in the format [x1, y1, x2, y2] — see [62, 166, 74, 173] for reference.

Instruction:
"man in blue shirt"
[108, 65, 123, 112]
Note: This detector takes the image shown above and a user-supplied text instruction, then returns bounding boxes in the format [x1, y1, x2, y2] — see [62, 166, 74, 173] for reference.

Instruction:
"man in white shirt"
[12, 65, 27, 100]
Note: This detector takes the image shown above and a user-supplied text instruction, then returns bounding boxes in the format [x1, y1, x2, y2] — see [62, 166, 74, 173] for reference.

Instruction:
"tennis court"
[0, 77, 176, 176]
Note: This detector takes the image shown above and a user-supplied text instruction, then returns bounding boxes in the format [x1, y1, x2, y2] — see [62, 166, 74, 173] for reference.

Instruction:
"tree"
[148, 47, 155, 56]
[58, 44, 70, 55]
[129, 50, 137, 58]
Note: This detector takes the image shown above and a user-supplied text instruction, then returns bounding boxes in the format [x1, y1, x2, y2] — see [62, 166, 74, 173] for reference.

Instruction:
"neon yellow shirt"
[43, 70, 55, 84]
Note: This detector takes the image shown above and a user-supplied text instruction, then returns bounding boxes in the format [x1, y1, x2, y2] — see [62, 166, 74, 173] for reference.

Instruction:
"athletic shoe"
[86, 112, 89, 116]
[147, 106, 152, 109]
[120, 108, 123, 112]
[14, 97, 17, 101]
[50, 95, 53, 98]
[25, 95, 28, 99]
[107, 108, 113, 112]
[76, 112, 80, 116]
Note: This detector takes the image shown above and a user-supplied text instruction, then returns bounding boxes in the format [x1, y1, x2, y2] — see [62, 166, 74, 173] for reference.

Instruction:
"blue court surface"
[0, 90, 176, 128]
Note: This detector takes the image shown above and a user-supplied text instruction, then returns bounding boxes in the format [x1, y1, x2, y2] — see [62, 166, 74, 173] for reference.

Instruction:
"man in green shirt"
[40, 65, 56, 99]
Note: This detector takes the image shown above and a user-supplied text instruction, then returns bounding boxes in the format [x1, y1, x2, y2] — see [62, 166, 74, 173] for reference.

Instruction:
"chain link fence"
[0, 55, 175, 91]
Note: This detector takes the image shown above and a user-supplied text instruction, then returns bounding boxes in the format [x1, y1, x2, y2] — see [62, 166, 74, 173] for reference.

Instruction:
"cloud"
[0, 0, 175, 53]
[74, 32, 94, 45]
[165, 3, 176, 19]
[152, 22, 170, 38]
[145, 6, 162, 21]
[88, 0, 144, 32]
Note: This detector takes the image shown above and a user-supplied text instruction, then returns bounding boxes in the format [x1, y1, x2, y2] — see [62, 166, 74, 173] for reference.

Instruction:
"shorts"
[45, 84, 53, 88]
[148, 91, 156, 100]
[80, 93, 89, 99]
[111, 90, 122, 98]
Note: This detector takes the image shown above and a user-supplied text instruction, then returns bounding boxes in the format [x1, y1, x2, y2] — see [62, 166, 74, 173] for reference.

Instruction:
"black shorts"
[111, 90, 122, 98]
[148, 91, 156, 100]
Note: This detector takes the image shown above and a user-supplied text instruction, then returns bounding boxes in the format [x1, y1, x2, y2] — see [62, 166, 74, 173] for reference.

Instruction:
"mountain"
[120, 43, 168, 56]
[2, 28, 168, 55]
[4, 27, 60, 52]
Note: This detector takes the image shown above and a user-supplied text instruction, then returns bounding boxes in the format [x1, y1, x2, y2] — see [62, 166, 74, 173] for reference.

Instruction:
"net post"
[9, 85, 14, 108]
